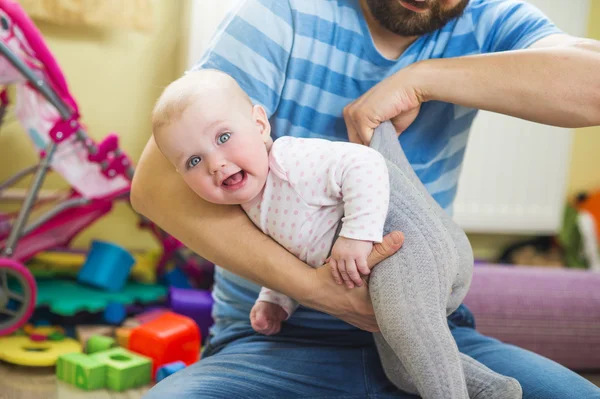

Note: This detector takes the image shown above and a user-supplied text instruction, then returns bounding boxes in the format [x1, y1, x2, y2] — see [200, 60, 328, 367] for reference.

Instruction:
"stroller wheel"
[0, 258, 36, 336]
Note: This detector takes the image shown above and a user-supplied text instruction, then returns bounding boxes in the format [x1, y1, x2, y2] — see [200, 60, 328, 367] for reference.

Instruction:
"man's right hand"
[301, 231, 404, 332]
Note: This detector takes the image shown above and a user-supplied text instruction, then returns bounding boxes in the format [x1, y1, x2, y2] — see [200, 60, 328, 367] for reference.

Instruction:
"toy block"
[90, 347, 151, 391]
[56, 352, 106, 391]
[129, 311, 200, 378]
[156, 361, 186, 382]
[76, 325, 115, 347]
[115, 327, 132, 348]
[77, 240, 135, 292]
[87, 335, 116, 354]
[122, 317, 140, 328]
[134, 307, 169, 325]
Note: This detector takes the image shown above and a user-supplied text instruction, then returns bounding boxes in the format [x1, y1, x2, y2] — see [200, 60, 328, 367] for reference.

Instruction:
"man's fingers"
[391, 106, 420, 135]
[367, 231, 404, 269]
[329, 259, 343, 285]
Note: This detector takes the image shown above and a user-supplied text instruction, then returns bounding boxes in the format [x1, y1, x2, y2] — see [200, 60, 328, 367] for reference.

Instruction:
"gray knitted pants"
[364, 122, 522, 399]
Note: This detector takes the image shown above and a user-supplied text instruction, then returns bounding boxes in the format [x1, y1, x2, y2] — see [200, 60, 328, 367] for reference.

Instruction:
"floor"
[0, 362, 150, 399]
[1, 361, 600, 399]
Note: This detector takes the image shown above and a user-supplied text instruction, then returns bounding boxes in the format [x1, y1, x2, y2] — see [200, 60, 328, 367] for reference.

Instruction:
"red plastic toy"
[129, 311, 201, 378]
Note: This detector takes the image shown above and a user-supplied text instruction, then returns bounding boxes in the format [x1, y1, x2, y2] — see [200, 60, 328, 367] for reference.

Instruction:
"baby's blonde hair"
[151, 69, 252, 142]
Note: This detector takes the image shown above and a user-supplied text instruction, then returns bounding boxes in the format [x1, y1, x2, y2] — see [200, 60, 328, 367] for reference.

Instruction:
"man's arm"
[344, 34, 600, 144]
[130, 137, 404, 332]
[419, 34, 600, 127]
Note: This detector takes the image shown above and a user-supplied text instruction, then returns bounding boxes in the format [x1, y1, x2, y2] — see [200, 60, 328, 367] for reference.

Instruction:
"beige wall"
[566, 0, 600, 199]
[0, 0, 185, 251]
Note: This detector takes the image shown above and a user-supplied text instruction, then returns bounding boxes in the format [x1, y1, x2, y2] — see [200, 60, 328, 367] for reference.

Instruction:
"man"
[135, 0, 600, 397]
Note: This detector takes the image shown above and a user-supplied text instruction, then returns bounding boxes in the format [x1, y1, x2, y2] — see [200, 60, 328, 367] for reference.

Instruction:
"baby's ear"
[253, 104, 271, 139]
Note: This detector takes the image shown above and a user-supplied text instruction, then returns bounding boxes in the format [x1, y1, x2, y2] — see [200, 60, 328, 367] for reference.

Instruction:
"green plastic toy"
[90, 348, 152, 391]
[87, 335, 117, 354]
[56, 353, 106, 391]
[35, 278, 166, 316]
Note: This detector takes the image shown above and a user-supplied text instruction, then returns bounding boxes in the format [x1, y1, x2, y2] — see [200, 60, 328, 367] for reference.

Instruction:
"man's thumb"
[367, 231, 404, 270]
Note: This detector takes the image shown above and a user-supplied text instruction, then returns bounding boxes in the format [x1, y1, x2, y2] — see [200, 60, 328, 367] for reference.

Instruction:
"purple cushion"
[463, 265, 600, 370]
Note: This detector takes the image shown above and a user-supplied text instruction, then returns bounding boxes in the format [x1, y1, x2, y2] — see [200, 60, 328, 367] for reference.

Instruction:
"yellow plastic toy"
[29, 249, 159, 283]
[0, 335, 82, 366]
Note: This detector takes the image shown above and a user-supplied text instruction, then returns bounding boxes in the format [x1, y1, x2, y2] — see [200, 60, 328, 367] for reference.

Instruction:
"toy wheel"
[0, 258, 36, 336]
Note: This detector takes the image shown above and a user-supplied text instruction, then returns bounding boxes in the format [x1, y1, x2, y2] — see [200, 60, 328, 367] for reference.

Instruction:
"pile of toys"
[56, 311, 200, 391]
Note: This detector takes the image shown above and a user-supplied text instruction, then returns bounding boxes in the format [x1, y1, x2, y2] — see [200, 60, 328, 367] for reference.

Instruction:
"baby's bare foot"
[250, 301, 288, 335]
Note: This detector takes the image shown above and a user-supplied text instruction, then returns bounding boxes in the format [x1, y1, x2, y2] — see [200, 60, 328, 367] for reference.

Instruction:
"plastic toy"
[28, 248, 159, 283]
[90, 347, 152, 391]
[77, 240, 135, 292]
[168, 287, 214, 343]
[75, 325, 115, 348]
[0, 334, 82, 366]
[35, 278, 166, 317]
[23, 323, 64, 337]
[0, 0, 207, 336]
[133, 307, 169, 325]
[115, 327, 132, 348]
[103, 302, 127, 325]
[56, 352, 106, 391]
[156, 360, 186, 383]
[86, 335, 116, 354]
[48, 331, 64, 341]
[57, 347, 152, 391]
[129, 311, 200, 377]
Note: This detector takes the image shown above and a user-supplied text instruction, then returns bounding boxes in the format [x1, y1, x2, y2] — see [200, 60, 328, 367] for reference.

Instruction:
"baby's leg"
[368, 122, 469, 398]
[367, 122, 522, 398]
[251, 288, 295, 336]
[250, 300, 288, 336]
[375, 334, 522, 399]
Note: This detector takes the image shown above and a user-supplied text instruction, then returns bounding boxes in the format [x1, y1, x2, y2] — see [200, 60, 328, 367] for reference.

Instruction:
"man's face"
[365, 0, 469, 36]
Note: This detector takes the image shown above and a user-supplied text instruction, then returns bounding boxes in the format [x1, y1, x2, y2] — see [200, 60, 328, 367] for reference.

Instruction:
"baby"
[151, 69, 522, 399]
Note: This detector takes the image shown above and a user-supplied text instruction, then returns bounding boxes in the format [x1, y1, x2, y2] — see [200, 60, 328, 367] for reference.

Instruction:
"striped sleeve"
[188, 0, 294, 117]
[472, 0, 563, 53]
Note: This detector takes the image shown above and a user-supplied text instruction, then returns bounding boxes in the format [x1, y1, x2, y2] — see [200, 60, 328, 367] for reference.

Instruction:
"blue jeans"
[145, 304, 600, 398]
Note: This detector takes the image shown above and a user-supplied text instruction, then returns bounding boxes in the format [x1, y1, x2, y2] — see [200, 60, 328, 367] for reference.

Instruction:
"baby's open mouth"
[222, 170, 247, 190]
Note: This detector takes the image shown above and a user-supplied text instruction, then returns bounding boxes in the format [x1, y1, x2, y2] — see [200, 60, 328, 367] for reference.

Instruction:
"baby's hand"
[329, 237, 373, 288]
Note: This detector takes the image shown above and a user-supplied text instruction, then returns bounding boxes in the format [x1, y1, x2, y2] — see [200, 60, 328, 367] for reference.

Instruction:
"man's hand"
[343, 65, 425, 145]
[301, 231, 404, 332]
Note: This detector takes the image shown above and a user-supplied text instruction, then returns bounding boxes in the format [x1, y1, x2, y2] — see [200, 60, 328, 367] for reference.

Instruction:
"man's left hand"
[343, 65, 425, 145]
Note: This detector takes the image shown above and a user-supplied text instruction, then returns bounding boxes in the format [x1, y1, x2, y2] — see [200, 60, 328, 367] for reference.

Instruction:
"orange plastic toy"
[129, 311, 200, 378]
[578, 189, 600, 242]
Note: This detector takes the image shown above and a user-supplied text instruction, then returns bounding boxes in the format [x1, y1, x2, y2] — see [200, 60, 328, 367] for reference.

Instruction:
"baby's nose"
[208, 158, 227, 174]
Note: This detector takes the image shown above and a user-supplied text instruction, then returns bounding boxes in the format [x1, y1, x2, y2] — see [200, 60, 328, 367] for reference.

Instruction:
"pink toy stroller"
[0, 0, 211, 336]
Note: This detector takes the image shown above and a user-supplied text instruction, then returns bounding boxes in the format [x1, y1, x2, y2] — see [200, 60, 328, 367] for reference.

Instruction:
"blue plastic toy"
[77, 241, 135, 292]
[156, 361, 186, 382]
[104, 302, 127, 325]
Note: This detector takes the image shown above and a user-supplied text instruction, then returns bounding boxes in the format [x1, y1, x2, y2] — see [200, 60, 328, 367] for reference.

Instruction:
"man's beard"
[365, 0, 469, 36]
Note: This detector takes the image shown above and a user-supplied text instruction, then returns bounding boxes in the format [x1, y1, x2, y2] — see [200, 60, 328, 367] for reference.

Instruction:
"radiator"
[453, 115, 573, 234]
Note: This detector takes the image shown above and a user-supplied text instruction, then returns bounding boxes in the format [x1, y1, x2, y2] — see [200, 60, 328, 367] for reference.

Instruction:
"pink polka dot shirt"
[242, 137, 390, 317]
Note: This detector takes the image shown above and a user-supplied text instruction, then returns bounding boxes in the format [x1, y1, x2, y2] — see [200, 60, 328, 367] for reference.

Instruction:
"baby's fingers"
[329, 259, 343, 285]
[357, 258, 370, 276]
[346, 259, 363, 287]
[337, 260, 355, 289]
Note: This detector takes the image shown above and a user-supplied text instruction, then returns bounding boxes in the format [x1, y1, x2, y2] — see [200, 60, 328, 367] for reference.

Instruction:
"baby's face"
[158, 100, 270, 205]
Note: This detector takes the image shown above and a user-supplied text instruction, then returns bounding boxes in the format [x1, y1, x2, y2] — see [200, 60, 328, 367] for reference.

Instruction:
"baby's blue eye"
[187, 156, 201, 169]
[218, 132, 231, 144]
